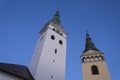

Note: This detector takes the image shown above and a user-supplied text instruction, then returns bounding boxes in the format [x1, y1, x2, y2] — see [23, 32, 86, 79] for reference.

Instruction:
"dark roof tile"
[0, 62, 34, 80]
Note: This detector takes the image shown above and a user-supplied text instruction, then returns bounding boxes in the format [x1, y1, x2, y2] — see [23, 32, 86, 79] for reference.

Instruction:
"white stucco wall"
[29, 28, 47, 77]
[29, 24, 67, 80]
[0, 71, 23, 80]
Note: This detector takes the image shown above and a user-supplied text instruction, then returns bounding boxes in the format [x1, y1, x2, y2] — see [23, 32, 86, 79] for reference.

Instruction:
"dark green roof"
[0, 62, 34, 80]
[44, 11, 61, 27]
[40, 11, 67, 35]
[83, 32, 99, 52]
[50, 11, 61, 25]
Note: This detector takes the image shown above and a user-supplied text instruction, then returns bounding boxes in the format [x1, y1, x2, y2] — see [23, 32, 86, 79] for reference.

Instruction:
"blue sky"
[0, 0, 120, 80]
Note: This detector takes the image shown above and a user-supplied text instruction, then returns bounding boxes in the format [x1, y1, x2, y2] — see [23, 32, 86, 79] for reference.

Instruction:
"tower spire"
[40, 11, 67, 36]
[83, 32, 99, 52]
[50, 11, 61, 25]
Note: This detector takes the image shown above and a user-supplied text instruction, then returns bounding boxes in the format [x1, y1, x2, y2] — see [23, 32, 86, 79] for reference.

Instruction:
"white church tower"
[29, 11, 67, 80]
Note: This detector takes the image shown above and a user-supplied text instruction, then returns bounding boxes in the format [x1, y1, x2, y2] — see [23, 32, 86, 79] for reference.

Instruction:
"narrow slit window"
[60, 33, 63, 36]
[55, 49, 57, 54]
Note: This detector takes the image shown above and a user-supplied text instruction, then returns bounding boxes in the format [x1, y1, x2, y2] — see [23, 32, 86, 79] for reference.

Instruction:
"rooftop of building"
[0, 62, 34, 80]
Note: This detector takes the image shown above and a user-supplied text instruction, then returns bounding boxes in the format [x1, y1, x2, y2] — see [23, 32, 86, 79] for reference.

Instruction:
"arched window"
[53, 28, 55, 31]
[91, 65, 99, 75]
[59, 40, 63, 45]
[51, 35, 55, 40]
[60, 33, 63, 36]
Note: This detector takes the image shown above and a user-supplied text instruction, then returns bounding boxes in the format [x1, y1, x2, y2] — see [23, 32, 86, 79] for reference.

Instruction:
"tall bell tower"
[29, 11, 67, 80]
[81, 32, 111, 80]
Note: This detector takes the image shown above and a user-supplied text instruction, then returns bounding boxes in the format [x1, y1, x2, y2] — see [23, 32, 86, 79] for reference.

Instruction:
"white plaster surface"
[29, 24, 67, 80]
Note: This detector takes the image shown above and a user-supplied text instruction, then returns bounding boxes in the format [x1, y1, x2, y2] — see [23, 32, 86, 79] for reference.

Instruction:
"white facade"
[29, 24, 67, 80]
[0, 71, 23, 80]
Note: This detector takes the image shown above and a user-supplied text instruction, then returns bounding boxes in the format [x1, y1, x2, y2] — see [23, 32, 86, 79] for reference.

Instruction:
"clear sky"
[0, 0, 120, 80]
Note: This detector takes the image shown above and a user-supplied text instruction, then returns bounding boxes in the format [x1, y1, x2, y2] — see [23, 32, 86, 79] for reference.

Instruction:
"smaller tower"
[81, 32, 111, 80]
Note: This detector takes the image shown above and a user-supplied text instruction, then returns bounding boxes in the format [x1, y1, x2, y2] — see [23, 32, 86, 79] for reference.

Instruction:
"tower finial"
[86, 29, 89, 36]
[56, 10, 60, 15]
[50, 11, 61, 25]
[86, 29, 88, 34]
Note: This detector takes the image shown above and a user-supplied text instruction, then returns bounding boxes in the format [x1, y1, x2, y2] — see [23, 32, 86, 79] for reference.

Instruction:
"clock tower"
[29, 11, 67, 80]
[81, 32, 111, 80]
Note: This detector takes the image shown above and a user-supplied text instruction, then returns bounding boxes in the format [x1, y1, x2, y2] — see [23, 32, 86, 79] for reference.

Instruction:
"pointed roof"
[83, 31, 99, 52]
[40, 11, 67, 35]
[44, 11, 61, 26]
[50, 11, 61, 25]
